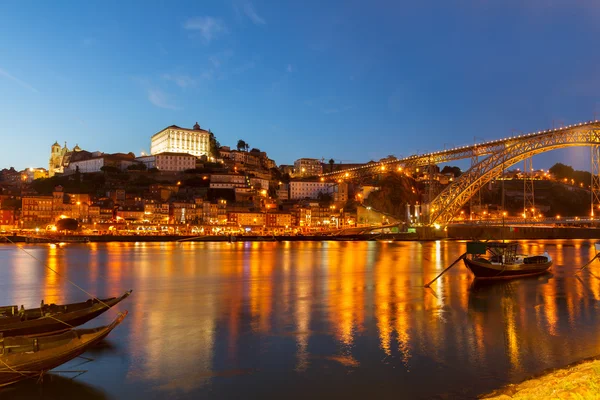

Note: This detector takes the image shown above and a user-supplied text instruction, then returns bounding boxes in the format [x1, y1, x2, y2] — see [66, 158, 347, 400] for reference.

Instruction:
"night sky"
[1, 1, 599, 171]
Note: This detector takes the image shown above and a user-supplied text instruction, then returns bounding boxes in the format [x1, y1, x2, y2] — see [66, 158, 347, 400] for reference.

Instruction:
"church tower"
[48, 141, 69, 177]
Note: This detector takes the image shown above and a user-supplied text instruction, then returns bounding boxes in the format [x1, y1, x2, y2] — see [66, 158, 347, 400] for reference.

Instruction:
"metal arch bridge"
[320, 120, 600, 225]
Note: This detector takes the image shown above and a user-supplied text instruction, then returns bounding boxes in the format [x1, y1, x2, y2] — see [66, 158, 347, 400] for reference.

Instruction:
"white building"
[294, 158, 322, 177]
[289, 181, 333, 200]
[249, 177, 269, 191]
[136, 152, 196, 171]
[65, 153, 137, 174]
[150, 122, 211, 158]
[289, 181, 348, 201]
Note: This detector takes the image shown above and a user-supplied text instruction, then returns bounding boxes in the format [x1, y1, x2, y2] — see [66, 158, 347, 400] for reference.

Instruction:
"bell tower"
[49, 141, 63, 177]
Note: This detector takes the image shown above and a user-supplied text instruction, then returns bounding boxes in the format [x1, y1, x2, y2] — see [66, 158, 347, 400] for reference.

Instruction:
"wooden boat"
[463, 241, 552, 279]
[0, 291, 132, 337]
[0, 311, 127, 387]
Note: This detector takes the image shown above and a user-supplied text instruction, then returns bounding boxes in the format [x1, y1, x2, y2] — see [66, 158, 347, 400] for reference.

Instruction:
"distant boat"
[0, 291, 132, 337]
[464, 241, 552, 279]
[0, 311, 127, 387]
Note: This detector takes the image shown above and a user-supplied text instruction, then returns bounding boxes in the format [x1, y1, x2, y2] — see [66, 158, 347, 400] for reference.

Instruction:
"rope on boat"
[578, 253, 600, 273]
[43, 314, 75, 329]
[0, 358, 37, 376]
[2, 235, 117, 312]
[423, 252, 466, 288]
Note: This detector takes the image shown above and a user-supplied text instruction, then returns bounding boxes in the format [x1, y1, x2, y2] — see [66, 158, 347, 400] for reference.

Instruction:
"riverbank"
[1, 232, 420, 243]
[482, 358, 600, 399]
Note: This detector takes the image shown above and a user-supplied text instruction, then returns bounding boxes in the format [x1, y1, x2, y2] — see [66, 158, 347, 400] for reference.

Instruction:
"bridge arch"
[429, 125, 600, 225]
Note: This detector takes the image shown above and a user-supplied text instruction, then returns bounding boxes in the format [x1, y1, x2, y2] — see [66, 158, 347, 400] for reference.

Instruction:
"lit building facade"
[150, 123, 210, 157]
[209, 174, 248, 189]
[21, 168, 48, 183]
[49, 142, 82, 177]
[289, 181, 333, 200]
[294, 158, 322, 177]
[137, 152, 196, 172]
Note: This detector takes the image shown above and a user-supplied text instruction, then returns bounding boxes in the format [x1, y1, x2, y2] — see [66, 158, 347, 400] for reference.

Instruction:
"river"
[0, 240, 599, 399]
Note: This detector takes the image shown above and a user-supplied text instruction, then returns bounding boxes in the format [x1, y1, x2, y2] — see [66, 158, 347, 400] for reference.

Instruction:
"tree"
[56, 218, 78, 231]
[441, 166, 462, 177]
[127, 163, 147, 171]
[549, 163, 574, 180]
[237, 140, 247, 152]
[329, 158, 335, 173]
[209, 130, 221, 159]
[100, 165, 121, 174]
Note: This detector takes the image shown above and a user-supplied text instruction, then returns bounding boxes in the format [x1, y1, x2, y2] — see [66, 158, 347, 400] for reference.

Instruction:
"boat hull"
[0, 291, 132, 338]
[463, 258, 552, 279]
[0, 311, 127, 387]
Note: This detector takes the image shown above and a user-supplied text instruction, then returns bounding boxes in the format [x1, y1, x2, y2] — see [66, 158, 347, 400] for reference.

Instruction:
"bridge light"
[345, 173, 349, 177]
[556, 215, 560, 219]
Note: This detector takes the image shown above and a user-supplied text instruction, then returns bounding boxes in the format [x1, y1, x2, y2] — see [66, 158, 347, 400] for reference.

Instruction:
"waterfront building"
[150, 123, 210, 158]
[136, 152, 196, 172]
[171, 201, 197, 223]
[68, 193, 91, 221]
[88, 205, 100, 222]
[0, 209, 15, 229]
[228, 211, 266, 227]
[202, 199, 227, 224]
[265, 212, 292, 228]
[116, 206, 145, 222]
[144, 202, 170, 223]
[21, 195, 54, 227]
[294, 158, 322, 177]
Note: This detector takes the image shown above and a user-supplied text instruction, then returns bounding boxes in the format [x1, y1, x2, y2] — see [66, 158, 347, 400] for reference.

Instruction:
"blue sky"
[1, 0, 599, 171]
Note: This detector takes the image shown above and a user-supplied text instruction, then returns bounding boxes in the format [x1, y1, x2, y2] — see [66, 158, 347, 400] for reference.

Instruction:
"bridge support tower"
[524, 157, 535, 219]
[469, 151, 481, 220]
[592, 146, 600, 217]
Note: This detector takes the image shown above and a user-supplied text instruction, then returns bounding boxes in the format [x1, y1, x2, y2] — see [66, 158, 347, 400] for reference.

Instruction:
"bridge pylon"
[523, 157, 535, 219]
[592, 146, 600, 217]
[469, 150, 481, 220]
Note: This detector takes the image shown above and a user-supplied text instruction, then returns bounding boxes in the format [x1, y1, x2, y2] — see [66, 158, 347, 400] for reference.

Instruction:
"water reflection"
[1, 240, 600, 399]
[4, 374, 109, 400]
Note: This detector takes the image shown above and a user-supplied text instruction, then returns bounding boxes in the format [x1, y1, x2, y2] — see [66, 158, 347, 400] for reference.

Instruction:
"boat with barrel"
[0, 291, 132, 337]
[0, 311, 127, 387]
[464, 241, 552, 279]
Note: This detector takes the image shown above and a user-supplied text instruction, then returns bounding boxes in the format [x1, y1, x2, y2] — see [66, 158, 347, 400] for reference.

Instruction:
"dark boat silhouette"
[464, 241, 552, 279]
[0, 291, 132, 337]
[0, 311, 127, 387]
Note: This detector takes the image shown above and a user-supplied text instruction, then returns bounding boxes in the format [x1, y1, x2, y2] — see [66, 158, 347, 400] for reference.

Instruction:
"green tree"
[237, 140, 247, 152]
[209, 130, 221, 159]
[56, 218, 78, 231]
[441, 166, 462, 177]
[549, 163, 574, 180]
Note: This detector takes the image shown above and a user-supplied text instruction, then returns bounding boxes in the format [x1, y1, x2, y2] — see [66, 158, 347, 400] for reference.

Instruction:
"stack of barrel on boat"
[0, 291, 131, 387]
